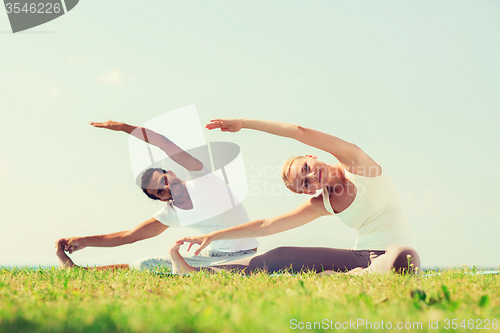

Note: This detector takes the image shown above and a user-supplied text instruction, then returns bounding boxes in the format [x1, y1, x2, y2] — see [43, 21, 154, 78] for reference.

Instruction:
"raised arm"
[59, 218, 168, 253]
[90, 120, 203, 171]
[207, 118, 379, 173]
[179, 196, 329, 255]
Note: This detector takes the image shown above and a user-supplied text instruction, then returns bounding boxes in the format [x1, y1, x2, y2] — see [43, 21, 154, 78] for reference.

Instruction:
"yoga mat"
[422, 270, 500, 277]
[156, 270, 500, 277]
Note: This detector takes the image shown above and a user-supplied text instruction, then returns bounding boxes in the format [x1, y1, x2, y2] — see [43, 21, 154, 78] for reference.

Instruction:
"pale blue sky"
[1, 1, 499, 268]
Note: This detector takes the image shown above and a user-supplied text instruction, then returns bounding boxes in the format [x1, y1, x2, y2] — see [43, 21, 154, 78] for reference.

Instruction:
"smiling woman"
[175, 118, 419, 275]
[281, 154, 351, 195]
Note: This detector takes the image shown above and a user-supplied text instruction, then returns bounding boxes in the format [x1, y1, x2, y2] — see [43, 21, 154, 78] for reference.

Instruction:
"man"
[56, 120, 258, 270]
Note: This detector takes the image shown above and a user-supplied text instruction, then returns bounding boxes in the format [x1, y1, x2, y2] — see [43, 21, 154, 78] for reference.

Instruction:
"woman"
[175, 118, 420, 275]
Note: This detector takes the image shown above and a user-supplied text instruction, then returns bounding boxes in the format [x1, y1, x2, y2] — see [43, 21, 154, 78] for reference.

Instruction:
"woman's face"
[287, 156, 331, 194]
[146, 170, 183, 201]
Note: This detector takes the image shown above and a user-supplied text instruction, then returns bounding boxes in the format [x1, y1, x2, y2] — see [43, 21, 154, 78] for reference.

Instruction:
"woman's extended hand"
[206, 119, 242, 132]
[177, 234, 214, 255]
[89, 120, 126, 131]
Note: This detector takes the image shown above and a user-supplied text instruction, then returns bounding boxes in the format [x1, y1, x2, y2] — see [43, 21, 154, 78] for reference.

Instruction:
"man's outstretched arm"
[60, 218, 168, 254]
[90, 120, 203, 171]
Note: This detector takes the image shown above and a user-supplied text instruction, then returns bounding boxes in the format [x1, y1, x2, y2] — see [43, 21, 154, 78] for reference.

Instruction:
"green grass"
[0, 267, 499, 332]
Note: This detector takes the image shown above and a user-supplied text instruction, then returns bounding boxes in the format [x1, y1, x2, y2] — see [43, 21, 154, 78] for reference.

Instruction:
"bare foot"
[55, 239, 77, 268]
[346, 267, 367, 276]
[169, 241, 195, 274]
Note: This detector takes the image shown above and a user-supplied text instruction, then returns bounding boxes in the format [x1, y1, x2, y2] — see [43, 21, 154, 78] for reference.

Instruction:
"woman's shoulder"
[309, 191, 334, 215]
[343, 162, 383, 178]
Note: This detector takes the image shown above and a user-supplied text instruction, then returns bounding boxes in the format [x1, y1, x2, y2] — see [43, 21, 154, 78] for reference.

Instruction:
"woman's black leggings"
[207, 244, 420, 274]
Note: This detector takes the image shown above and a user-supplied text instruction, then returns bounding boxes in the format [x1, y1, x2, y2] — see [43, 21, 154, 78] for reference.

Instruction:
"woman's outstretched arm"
[179, 196, 329, 255]
[207, 118, 380, 174]
[90, 120, 203, 171]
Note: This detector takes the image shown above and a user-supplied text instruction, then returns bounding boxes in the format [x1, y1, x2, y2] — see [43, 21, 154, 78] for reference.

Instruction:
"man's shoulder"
[152, 203, 179, 226]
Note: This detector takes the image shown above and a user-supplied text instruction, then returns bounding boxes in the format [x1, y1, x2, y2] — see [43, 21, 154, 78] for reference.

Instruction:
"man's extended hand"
[89, 120, 126, 131]
[57, 237, 87, 254]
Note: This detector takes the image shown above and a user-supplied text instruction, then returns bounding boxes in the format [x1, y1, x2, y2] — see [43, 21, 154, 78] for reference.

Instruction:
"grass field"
[0, 267, 499, 333]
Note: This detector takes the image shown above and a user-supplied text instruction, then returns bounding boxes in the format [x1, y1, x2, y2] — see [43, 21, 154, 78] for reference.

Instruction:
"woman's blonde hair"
[281, 155, 305, 193]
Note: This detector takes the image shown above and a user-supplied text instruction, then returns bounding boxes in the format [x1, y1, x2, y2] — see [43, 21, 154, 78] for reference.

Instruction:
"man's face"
[146, 170, 182, 202]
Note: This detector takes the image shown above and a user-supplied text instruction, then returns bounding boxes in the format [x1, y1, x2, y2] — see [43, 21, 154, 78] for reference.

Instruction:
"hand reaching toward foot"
[58, 237, 86, 254]
[177, 234, 214, 256]
[55, 239, 77, 269]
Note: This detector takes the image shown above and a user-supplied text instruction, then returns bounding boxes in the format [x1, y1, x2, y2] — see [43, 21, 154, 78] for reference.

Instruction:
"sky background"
[1, 0, 499, 269]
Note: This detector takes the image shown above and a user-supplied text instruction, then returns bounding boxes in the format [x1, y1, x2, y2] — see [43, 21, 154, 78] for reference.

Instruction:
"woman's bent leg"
[366, 245, 420, 274]
[209, 247, 371, 274]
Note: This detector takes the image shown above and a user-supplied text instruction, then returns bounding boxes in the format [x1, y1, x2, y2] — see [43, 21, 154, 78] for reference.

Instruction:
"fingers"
[178, 236, 208, 255]
[58, 238, 67, 250]
[66, 239, 76, 253]
[177, 237, 194, 251]
[58, 238, 79, 254]
[89, 120, 116, 128]
[206, 121, 222, 130]
[206, 123, 231, 132]
[179, 237, 201, 244]
[194, 241, 209, 256]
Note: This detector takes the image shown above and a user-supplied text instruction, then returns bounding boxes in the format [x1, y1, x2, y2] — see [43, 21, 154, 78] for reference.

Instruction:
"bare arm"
[60, 218, 168, 253]
[90, 120, 203, 171]
[207, 118, 380, 176]
[179, 196, 329, 255]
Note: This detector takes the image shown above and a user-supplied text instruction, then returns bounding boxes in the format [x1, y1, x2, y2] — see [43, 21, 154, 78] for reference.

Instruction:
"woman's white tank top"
[322, 168, 415, 251]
